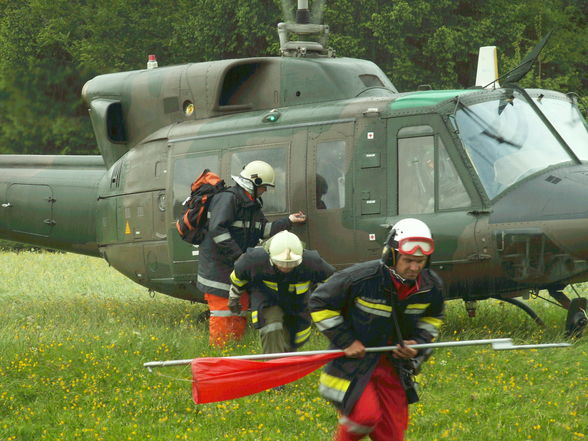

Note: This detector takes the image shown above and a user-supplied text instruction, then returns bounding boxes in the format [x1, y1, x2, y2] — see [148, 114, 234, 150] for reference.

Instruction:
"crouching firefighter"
[309, 218, 444, 441]
[197, 160, 306, 347]
[229, 231, 335, 354]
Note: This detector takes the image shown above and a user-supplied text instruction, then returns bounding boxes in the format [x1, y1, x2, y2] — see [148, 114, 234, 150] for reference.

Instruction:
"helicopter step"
[547, 286, 587, 337]
[565, 297, 587, 338]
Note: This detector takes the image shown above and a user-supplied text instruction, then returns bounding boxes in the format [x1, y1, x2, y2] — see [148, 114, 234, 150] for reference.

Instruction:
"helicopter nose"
[490, 164, 588, 260]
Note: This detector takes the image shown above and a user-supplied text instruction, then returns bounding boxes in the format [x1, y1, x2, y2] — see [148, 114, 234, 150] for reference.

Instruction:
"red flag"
[191, 352, 342, 404]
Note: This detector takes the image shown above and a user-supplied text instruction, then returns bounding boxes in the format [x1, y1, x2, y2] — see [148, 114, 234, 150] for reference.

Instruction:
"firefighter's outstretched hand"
[393, 340, 418, 359]
[289, 211, 307, 223]
[344, 340, 366, 358]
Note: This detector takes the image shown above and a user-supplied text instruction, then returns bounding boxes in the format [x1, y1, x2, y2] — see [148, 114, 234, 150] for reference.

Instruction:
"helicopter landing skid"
[492, 296, 546, 327]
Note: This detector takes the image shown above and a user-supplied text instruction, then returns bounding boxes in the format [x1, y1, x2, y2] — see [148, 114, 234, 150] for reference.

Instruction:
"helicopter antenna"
[278, 0, 333, 57]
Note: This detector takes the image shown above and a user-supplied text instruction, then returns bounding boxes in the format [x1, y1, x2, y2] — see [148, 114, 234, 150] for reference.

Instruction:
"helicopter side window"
[398, 136, 435, 214]
[230, 146, 288, 213]
[172, 154, 219, 218]
[398, 135, 471, 214]
[316, 140, 346, 209]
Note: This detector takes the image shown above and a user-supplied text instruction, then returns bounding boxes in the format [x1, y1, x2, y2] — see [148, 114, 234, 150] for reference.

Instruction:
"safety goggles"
[397, 237, 435, 256]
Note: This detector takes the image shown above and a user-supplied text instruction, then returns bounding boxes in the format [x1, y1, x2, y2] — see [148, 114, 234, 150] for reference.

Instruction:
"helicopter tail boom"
[0, 155, 105, 256]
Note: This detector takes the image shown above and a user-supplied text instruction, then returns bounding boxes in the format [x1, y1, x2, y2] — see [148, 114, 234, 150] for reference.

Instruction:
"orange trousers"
[335, 356, 408, 441]
[204, 293, 250, 347]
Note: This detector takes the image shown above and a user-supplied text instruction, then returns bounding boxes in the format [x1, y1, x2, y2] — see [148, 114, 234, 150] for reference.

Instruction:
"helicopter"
[0, 0, 586, 336]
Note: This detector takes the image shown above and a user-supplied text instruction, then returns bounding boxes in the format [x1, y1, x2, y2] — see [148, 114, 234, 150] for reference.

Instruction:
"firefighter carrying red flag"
[309, 218, 444, 441]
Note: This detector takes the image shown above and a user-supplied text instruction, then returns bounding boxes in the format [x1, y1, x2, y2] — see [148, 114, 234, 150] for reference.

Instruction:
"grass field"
[0, 251, 586, 441]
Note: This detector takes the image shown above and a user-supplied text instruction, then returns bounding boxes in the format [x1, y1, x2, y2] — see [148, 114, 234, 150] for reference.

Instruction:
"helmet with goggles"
[381, 218, 434, 266]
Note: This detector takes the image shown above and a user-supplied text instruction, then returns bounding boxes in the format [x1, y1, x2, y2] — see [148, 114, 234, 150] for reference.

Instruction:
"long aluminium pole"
[143, 338, 571, 370]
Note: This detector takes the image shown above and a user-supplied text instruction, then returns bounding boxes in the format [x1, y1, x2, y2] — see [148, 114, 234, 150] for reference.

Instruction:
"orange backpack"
[175, 169, 226, 244]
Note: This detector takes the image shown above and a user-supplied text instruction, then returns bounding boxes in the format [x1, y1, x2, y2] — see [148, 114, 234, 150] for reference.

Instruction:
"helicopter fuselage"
[1, 55, 588, 308]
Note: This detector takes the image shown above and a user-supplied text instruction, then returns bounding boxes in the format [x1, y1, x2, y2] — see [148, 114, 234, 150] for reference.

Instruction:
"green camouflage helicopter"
[0, 0, 587, 335]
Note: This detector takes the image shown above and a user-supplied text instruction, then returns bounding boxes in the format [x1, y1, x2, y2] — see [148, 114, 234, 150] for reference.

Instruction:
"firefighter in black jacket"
[197, 160, 306, 347]
[309, 218, 444, 441]
[228, 231, 335, 354]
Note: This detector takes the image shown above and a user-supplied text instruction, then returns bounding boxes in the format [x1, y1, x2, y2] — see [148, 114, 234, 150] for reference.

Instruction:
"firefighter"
[309, 218, 444, 441]
[197, 160, 306, 347]
[228, 231, 335, 354]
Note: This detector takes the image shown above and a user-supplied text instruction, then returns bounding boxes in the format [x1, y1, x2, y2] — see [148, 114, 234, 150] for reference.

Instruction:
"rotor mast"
[278, 0, 332, 57]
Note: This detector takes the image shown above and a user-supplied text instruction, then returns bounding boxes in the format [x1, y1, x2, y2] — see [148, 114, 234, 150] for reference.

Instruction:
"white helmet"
[268, 231, 303, 268]
[389, 218, 434, 256]
[240, 160, 275, 187]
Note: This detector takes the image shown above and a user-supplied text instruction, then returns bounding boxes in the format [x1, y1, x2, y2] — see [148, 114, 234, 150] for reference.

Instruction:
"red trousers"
[335, 356, 408, 441]
[205, 293, 250, 347]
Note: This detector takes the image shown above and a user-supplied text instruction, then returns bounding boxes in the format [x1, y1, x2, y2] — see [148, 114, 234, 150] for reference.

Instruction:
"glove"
[228, 284, 243, 314]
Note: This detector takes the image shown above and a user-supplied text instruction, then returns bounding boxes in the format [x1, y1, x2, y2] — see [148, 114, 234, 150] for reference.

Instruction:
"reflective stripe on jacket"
[197, 186, 291, 297]
[308, 259, 444, 414]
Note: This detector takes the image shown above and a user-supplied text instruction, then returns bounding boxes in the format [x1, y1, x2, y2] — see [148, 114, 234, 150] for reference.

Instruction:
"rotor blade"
[496, 32, 552, 86]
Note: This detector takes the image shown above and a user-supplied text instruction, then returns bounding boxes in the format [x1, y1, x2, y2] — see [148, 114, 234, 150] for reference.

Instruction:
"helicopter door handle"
[1, 203, 12, 208]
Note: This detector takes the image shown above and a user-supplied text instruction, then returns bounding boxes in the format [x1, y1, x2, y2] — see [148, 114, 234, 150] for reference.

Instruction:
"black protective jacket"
[197, 186, 291, 297]
[230, 247, 335, 345]
[309, 259, 444, 414]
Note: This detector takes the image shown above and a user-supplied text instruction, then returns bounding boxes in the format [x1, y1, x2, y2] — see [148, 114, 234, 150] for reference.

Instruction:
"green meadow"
[0, 251, 586, 441]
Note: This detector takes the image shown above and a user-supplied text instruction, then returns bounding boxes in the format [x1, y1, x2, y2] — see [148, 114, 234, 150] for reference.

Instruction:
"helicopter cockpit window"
[397, 133, 471, 214]
[398, 135, 435, 214]
[230, 146, 287, 213]
[316, 141, 347, 209]
[455, 90, 573, 199]
[172, 154, 219, 218]
[438, 138, 471, 209]
[532, 94, 588, 161]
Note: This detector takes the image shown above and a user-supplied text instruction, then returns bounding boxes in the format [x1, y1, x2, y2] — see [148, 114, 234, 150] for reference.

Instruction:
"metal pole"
[144, 338, 573, 369]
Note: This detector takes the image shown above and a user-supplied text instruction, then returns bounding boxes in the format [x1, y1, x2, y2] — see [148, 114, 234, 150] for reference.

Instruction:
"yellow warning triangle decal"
[125, 221, 131, 235]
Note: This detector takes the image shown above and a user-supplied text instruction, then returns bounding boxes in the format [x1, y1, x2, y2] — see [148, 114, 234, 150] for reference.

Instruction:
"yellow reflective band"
[229, 271, 248, 287]
[356, 297, 392, 313]
[407, 303, 430, 310]
[420, 316, 443, 329]
[311, 309, 341, 323]
[320, 372, 351, 392]
[251, 310, 258, 324]
[295, 326, 312, 344]
[293, 281, 311, 294]
[263, 280, 278, 291]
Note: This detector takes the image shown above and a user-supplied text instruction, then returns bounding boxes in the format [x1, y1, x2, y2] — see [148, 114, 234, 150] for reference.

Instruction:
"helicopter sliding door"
[167, 144, 221, 300]
[306, 122, 357, 267]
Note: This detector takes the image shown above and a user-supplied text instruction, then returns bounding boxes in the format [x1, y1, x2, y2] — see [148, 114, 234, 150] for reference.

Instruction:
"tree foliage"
[0, 0, 586, 154]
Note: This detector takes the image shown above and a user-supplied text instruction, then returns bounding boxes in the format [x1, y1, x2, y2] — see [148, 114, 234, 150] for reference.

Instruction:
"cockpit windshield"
[454, 90, 581, 199]
[532, 93, 588, 160]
